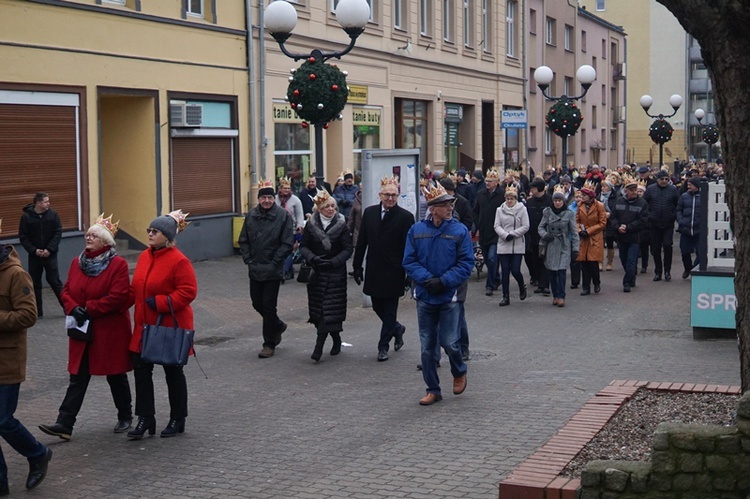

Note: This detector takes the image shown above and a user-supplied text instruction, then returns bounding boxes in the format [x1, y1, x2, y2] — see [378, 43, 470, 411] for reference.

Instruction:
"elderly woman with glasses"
[127, 211, 197, 440]
[493, 185, 530, 306]
[300, 190, 353, 362]
[38, 215, 133, 441]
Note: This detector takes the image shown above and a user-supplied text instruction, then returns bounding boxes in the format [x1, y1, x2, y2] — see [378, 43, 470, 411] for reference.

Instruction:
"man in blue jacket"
[675, 177, 703, 278]
[403, 183, 473, 406]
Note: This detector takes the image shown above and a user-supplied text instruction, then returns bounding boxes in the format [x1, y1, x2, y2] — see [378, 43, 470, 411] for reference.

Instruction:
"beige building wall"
[580, 0, 687, 167]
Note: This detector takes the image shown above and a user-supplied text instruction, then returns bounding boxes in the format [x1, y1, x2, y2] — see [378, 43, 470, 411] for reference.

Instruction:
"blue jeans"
[283, 254, 294, 274]
[458, 302, 469, 355]
[548, 269, 567, 299]
[416, 301, 467, 395]
[480, 243, 500, 291]
[0, 384, 47, 484]
[619, 242, 641, 287]
[680, 233, 701, 273]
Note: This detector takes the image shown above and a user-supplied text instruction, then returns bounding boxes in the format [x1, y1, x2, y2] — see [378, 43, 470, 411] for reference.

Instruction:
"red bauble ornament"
[308, 57, 316, 63]
[309, 74, 316, 81]
[293, 89, 300, 96]
[290, 102, 297, 109]
[551, 109, 555, 113]
[323, 123, 330, 129]
[564, 120, 568, 124]
[301, 122, 309, 128]
[332, 85, 339, 91]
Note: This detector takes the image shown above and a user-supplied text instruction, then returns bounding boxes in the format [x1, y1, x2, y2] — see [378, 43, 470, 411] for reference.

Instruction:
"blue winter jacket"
[333, 184, 358, 218]
[675, 190, 701, 237]
[402, 215, 474, 305]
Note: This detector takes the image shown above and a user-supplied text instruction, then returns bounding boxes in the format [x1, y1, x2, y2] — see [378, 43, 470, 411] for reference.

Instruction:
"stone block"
[737, 419, 750, 437]
[653, 430, 670, 450]
[580, 470, 601, 487]
[678, 453, 703, 473]
[692, 473, 713, 491]
[736, 392, 750, 419]
[705, 454, 731, 472]
[647, 472, 672, 492]
[603, 468, 629, 492]
[712, 475, 737, 491]
[651, 451, 677, 473]
[741, 436, 750, 451]
[671, 432, 697, 450]
[715, 434, 742, 453]
[672, 473, 694, 491]
[695, 434, 716, 452]
[578, 489, 600, 499]
[630, 471, 649, 493]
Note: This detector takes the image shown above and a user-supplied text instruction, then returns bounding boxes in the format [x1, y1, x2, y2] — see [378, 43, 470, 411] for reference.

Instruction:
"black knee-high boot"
[330, 332, 342, 355]
[311, 327, 327, 362]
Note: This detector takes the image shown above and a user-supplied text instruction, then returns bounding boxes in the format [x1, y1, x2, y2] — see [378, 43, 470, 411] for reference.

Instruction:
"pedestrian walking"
[238, 180, 295, 359]
[675, 177, 703, 278]
[576, 182, 608, 295]
[472, 168, 503, 296]
[493, 184, 529, 307]
[332, 171, 357, 219]
[300, 190, 353, 362]
[0, 220, 53, 494]
[38, 214, 133, 441]
[403, 183, 472, 406]
[611, 176, 650, 292]
[128, 210, 197, 439]
[526, 179, 553, 296]
[276, 177, 305, 281]
[643, 169, 679, 282]
[18, 192, 64, 318]
[538, 187, 579, 307]
[352, 176, 414, 361]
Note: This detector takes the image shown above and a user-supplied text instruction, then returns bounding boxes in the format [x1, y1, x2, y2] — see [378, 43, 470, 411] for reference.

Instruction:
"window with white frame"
[420, 0, 432, 36]
[443, 0, 454, 42]
[464, 0, 474, 48]
[103, 0, 125, 4]
[187, 0, 203, 17]
[564, 24, 573, 51]
[545, 17, 556, 46]
[545, 127, 552, 155]
[506, 1, 516, 56]
[564, 77, 572, 96]
[394, 0, 405, 30]
[482, 0, 492, 52]
[596, 0, 605, 11]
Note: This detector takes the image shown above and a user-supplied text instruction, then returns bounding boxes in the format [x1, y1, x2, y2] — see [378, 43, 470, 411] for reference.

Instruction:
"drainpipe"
[522, 0, 528, 176]
[245, 0, 258, 193]
[622, 36, 627, 165]
[258, 0, 268, 182]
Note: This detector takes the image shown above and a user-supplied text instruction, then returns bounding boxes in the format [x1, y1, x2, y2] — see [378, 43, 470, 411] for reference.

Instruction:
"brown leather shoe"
[557, 299, 565, 307]
[552, 298, 560, 306]
[453, 374, 467, 395]
[258, 346, 274, 358]
[419, 393, 443, 406]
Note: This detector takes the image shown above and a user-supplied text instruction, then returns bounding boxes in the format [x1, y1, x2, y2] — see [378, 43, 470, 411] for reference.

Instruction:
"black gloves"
[543, 234, 555, 242]
[423, 277, 445, 294]
[579, 229, 589, 238]
[505, 233, 514, 241]
[145, 297, 157, 310]
[571, 251, 579, 261]
[311, 256, 332, 269]
[71, 306, 90, 326]
[353, 268, 364, 285]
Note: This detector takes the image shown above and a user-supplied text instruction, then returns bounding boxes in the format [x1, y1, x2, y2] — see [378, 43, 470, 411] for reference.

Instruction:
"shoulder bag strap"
[167, 295, 180, 328]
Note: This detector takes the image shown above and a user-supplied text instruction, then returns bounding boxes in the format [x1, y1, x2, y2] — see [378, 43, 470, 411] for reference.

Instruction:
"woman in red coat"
[38, 215, 133, 441]
[127, 210, 197, 440]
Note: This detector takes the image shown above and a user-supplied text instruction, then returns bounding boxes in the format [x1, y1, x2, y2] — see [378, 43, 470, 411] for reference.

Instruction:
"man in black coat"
[18, 192, 64, 318]
[238, 181, 295, 359]
[299, 176, 318, 218]
[472, 168, 504, 296]
[525, 179, 553, 295]
[611, 177, 650, 292]
[643, 170, 680, 281]
[352, 177, 415, 361]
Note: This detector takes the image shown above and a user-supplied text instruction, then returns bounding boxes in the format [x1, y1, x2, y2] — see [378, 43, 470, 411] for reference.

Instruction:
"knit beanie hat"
[552, 191, 566, 200]
[148, 215, 178, 242]
[688, 177, 701, 188]
[530, 179, 547, 191]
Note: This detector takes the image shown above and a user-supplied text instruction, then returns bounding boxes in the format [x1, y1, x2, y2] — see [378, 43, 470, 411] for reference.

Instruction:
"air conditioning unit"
[170, 102, 203, 127]
[613, 62, 626, 80]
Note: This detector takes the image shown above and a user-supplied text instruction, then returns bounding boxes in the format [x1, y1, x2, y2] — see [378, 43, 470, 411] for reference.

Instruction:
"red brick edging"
[497, 380, 742, 499]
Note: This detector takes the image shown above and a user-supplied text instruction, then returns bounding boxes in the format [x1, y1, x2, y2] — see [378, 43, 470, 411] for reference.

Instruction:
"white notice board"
[360, 149, 421, 220]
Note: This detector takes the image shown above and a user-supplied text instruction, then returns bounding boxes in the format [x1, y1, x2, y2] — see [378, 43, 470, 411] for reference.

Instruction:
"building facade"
[525, 0, 626, 173]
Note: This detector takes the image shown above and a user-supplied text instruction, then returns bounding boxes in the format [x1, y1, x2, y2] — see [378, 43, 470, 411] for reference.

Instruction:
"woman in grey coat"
[538, 189, 580, 307]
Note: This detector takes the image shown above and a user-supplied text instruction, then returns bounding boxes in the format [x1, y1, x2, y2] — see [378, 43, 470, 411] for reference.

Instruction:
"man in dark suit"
[352, 176, 415, 361]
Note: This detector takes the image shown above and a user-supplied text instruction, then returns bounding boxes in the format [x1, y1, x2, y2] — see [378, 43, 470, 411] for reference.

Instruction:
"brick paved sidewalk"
[12, 255, 739, 498]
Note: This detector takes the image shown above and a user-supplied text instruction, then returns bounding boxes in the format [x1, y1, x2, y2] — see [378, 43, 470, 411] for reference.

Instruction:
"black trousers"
[650, 227, 674, 275]
[581, 261, 601, 291]
[57, 349, 132, 428]
[570, 259, 581, 287]
[132, 353, 187, 420]
[27, 254, 63, 316]
[249, 279, 283, 348]
[371, 296, 401, 352]
[525, 245, 549, 289]
[639, 240, 650, 270]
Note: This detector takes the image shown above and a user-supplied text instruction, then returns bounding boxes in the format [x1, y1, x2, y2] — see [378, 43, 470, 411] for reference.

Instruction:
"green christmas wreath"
[702, 124, 720, 145]
[649, 119, 674, 144]
[545, 99, 583, 138]
[286, 57, 349, 126]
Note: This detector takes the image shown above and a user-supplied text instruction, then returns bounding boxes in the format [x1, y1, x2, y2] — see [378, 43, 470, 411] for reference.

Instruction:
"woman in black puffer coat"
[299, 190, 353, 362]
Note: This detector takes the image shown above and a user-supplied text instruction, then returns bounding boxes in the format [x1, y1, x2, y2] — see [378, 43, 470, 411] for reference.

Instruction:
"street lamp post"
[640, 94, 683, 168]
[264, 0, 370, 190]
[533, 65, 596, 173]
[694, 108, 720, 166]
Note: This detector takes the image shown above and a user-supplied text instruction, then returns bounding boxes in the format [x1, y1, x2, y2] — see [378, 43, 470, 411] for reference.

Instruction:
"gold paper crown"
[258, 178, 274, 190]
[95, 213, 120, 237]
[622, 174, 638, 188]
[504, 183, 519, 197]
[422, 182, 450, 204]
[381, 175, 399, 187]
[582, 180, 598, 193]
[505, 168, 518, 179]
[637, 179, 648, 189]
[340, 170, 352, 179]
[485, 168, 501, 180]
[167, 209, 190, 233]
[312, 188, 332, 207]
[279, 176, 291, 188]
[419, 176, 429, 187]
[553, 184, 565, 194]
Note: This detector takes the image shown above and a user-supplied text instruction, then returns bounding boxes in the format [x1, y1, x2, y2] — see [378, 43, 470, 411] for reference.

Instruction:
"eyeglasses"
[380, 193, 399, 199]
[146, 228, 161, 235]
[84, 233, 100, 240]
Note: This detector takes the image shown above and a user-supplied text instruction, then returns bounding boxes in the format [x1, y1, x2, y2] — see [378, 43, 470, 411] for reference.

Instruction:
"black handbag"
[140, 296, 194, 366]
[297, 263, 314, 283]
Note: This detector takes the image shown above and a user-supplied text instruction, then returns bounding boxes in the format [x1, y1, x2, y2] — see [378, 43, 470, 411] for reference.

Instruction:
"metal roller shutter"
[171, 137, 234, 216]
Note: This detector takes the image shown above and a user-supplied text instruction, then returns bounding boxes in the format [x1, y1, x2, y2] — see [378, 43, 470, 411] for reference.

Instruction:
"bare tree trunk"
[657, 0, 750, 392]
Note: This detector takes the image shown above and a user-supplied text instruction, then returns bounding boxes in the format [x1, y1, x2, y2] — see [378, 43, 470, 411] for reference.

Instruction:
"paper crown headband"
[95, 213, 120, 237]
[622, 174, 638, 188]
[505, 168, 518, 179]
[258, 178, 274, 190]
[504, 184, 519, 197]
[422, 182, 453, 205]
[637, 179, 648, 189]
[167, 209, 190, 233]
[485, 168, 501, 180]
[312, 188, 332, 207]
[278, 176, 291, 188]
[553, 184, 565, 194]
[381, 175, 399, 187]
[581, 181, 598, 197]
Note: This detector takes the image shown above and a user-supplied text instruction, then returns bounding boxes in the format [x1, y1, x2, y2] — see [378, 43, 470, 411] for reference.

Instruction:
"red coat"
[129, 246, 197, 353]
[60, 255, 132, 375]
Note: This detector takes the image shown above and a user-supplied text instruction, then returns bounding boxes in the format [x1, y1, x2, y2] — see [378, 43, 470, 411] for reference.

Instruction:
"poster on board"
[360, 149, 421, 221]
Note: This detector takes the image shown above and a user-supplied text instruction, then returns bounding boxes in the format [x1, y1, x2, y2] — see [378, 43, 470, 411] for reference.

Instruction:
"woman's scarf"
[79, 247, 117, 277]
[307, 213, 345, 252]
[551, 204, 567, 215]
